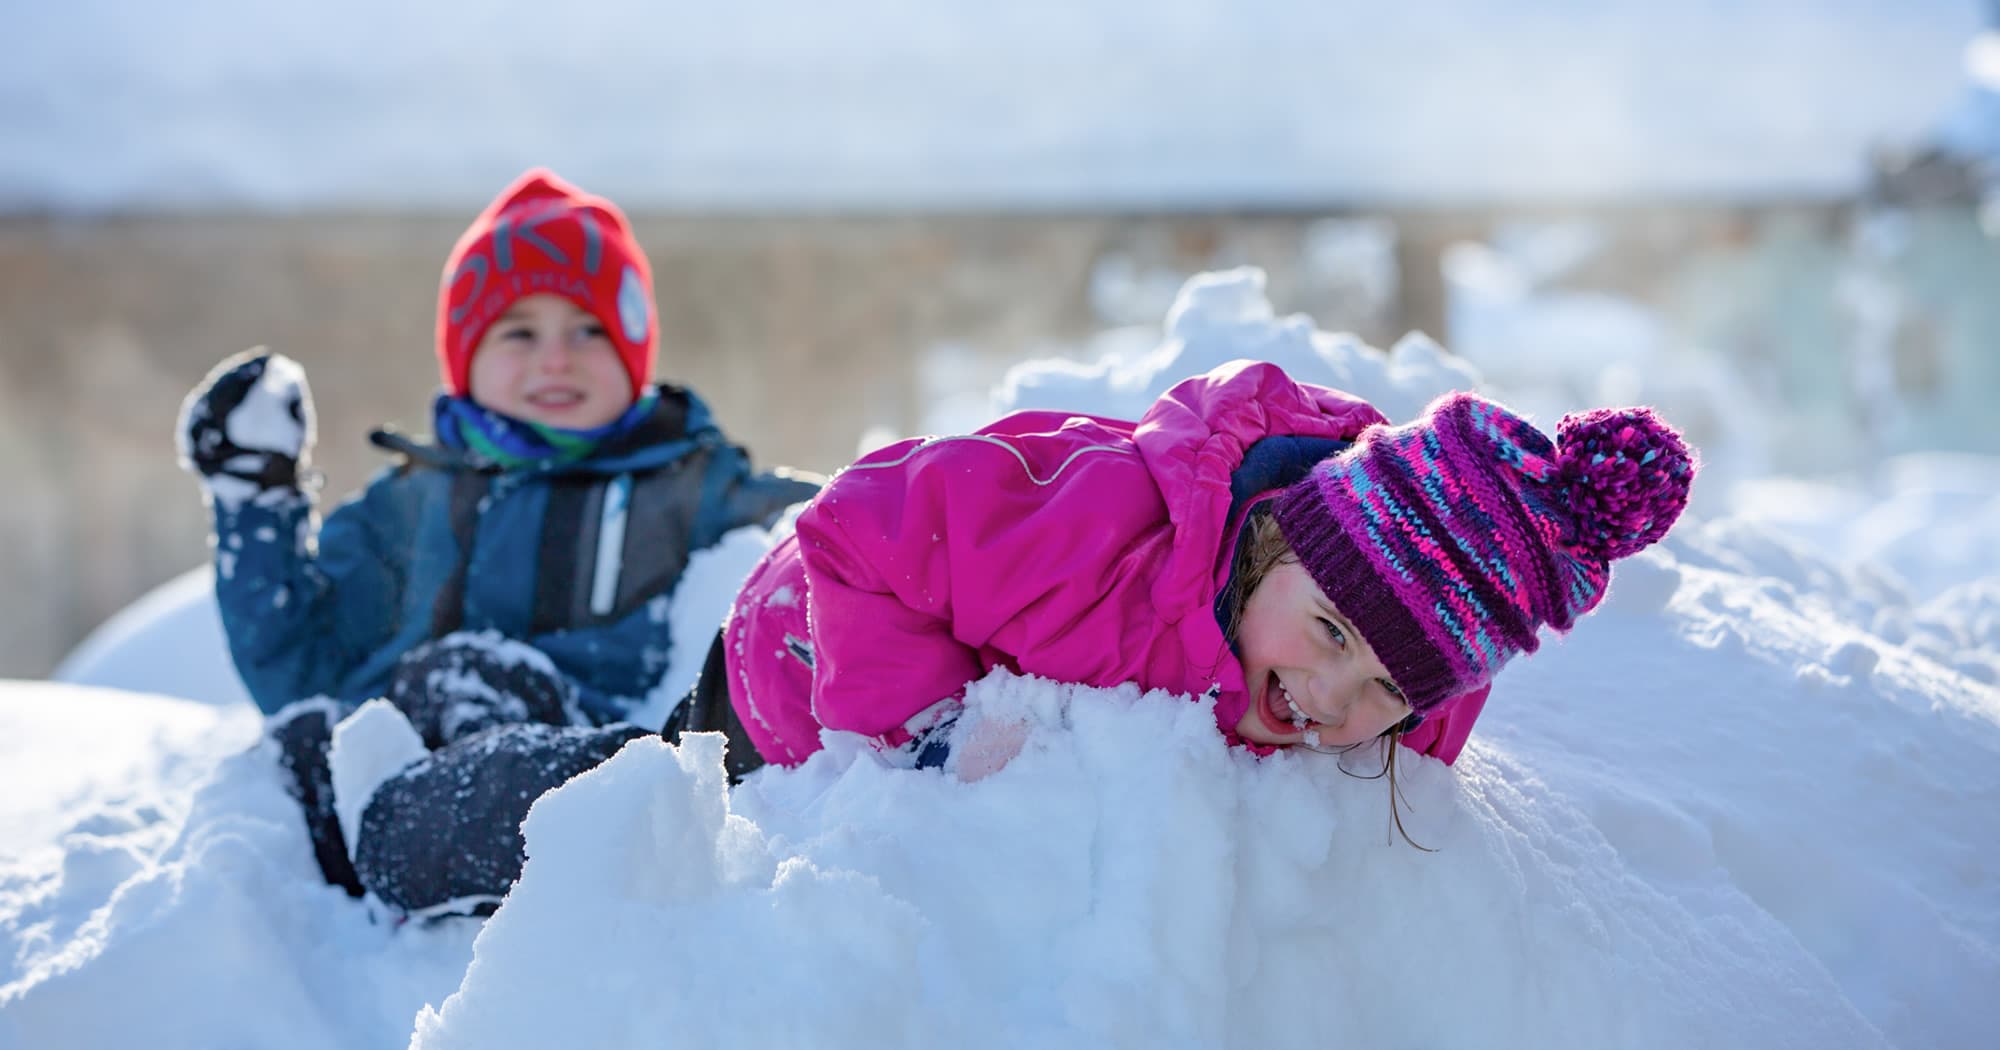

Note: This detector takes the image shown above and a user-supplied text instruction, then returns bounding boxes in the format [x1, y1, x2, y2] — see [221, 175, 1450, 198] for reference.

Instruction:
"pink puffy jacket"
[723, 360, 1489, 767]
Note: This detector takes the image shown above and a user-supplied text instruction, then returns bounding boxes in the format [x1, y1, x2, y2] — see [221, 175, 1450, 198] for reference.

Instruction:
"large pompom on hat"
[1271, 391, 1696, 714]
[436, 168, 656, 398]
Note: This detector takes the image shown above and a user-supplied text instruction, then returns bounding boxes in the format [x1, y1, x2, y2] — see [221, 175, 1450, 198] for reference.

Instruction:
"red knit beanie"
[436, 168, 656, 397]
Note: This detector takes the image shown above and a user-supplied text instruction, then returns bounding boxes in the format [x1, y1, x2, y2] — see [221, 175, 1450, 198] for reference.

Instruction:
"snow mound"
[8, 269, 1999, 1048]
[52, 567, 251, 710]
[994, 268, 1482, 425]
[0, 693, 475, 1049]
[1731, 452, 2000, 601]
[328, 698, 427, 858]
[414, 663, 1899, 1049]
[0, 684, 258, 860]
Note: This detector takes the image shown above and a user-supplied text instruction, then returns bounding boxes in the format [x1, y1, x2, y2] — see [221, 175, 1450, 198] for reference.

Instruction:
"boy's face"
[1233, 560, 1414, 748]
[467, 294, 635, 429]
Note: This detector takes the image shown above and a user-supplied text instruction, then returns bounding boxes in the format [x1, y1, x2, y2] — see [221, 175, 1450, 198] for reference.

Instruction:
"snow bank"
[51, 567, 251, 710]
[0, 684, 256, 860]
[0, 717, 477, 1049]
[1731, 453, 2000, 603]
[6, 270, 1997, 1049]
[990, 267, 1482, 428]
[413, 661, 1901, 1050]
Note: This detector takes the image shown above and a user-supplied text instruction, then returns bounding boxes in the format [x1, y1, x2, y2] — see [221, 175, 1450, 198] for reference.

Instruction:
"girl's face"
[1233, 560, 1414, 748]
[467, 293, 634, 429]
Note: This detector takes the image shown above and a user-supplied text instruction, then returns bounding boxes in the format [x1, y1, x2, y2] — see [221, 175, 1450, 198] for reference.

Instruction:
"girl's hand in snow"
[951, 715, 1030, 782]
[897, 699, 1027, 780]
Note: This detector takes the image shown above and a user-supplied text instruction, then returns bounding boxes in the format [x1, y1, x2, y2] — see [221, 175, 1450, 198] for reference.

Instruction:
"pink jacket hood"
[724, 359, 1488, 767]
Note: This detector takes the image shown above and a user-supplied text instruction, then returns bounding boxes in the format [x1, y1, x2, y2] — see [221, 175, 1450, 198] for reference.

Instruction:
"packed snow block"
[353, 722, 648, 915]
[327, 698, 426, 860]
[1050, 685, 1241, 1044]
[410, 733, 933, 1050]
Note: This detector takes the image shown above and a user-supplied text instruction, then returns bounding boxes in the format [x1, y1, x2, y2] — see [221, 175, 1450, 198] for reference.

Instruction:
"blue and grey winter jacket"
[210, 387, 820, 720]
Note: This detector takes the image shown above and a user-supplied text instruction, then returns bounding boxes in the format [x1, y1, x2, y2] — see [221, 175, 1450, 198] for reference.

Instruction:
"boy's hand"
[177, 349, 316, 507]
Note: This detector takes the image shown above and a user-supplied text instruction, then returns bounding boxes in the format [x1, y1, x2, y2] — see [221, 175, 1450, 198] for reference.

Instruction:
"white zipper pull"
[589, 473, 632, 616]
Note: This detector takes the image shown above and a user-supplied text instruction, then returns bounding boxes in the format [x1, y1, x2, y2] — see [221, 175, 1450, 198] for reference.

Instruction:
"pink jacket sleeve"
[792, 425, 1166, 744]
[793, 452, 979, 743]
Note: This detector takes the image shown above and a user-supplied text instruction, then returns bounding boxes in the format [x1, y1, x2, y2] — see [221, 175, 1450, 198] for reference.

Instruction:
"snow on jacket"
[724, 359, 1489, 767]
[212, 387, 819, 720]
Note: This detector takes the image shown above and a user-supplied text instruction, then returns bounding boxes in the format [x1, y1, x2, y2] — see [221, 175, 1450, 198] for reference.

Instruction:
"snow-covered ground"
[3, 270, 1995, 1049]
[2, 1, 1984, 209]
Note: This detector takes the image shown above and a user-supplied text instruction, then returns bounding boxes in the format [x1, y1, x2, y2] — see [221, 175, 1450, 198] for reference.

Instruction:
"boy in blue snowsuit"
[176, 169, 819, 915]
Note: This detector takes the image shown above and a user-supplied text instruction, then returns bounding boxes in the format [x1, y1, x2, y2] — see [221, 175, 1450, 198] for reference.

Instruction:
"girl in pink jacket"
[685, 359, 1693, 785]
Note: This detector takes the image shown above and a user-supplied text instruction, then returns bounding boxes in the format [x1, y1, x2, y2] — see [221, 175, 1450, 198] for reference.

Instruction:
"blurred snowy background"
[2, 0, 1996, 676]
[5, 5, 2000, 1047]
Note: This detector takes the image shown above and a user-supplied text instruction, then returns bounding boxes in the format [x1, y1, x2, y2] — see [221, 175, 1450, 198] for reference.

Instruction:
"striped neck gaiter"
[432, 389, 660, 471]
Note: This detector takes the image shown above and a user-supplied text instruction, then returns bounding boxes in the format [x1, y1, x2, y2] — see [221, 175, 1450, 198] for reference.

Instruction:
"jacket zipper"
[589, 473, 633, 616]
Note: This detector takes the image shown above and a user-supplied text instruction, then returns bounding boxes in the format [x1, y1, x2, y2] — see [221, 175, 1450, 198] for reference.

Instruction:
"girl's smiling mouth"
[1255, 673, 1309, 739]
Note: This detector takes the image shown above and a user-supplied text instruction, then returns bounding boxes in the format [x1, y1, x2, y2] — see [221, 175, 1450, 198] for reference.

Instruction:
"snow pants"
[270, 632, 640, 914]
[271, 629, 761, 916]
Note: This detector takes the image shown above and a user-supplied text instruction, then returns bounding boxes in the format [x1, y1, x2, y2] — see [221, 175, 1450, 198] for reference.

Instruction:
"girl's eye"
[1317, 617, 1346, 647]
[1377, 678, 1405, 702]
[574, 322, 609, 341]
[499, 326, 536, 342]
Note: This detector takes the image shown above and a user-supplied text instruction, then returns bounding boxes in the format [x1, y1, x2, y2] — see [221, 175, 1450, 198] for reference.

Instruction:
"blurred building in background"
[1, 3, 1995, 678]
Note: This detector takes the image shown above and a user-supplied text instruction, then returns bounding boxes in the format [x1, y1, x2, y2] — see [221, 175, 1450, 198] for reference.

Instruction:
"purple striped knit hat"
[1272, 392, 1695, 714]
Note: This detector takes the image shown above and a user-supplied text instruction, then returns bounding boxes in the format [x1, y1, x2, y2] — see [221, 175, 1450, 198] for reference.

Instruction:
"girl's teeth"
[1282, 687, 1309, 727]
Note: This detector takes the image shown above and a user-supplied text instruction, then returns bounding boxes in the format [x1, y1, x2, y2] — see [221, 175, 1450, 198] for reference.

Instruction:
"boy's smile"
[467, 293, 636, 429]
